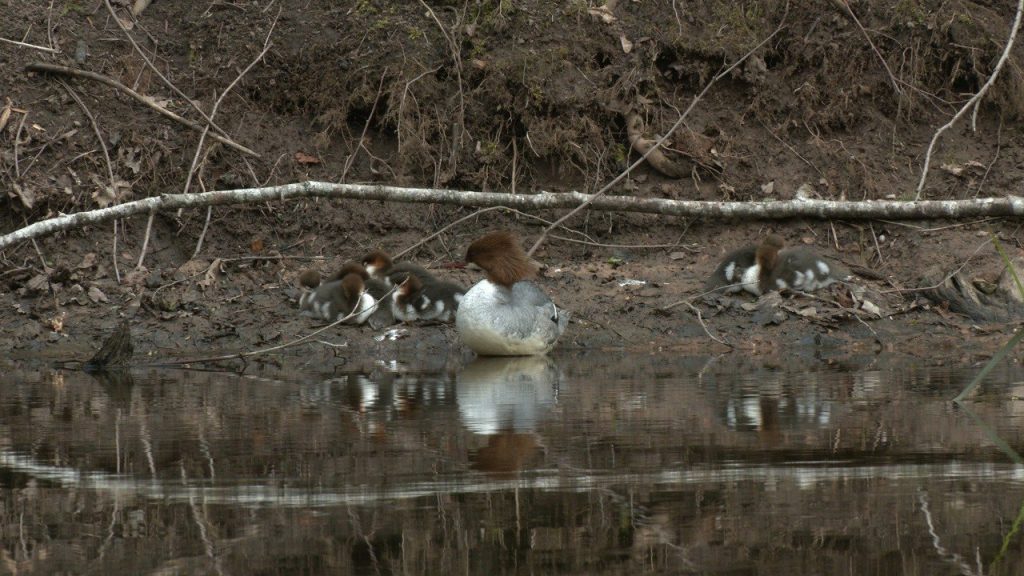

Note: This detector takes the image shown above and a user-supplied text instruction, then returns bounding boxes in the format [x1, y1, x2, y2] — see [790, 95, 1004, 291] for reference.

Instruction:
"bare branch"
[915, 0, 1024, 199]
[3, 182, 1023, 251]
[23, 62, 260, 157]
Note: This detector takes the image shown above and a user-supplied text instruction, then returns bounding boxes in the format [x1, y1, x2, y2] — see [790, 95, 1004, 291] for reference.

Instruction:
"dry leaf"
[26, 274, 48, 292]
[619, 35, 633, 53]
[199, 258, 224, 289]
[251, 238, 265, 253]
[588, 5, 616, 23]
[294, 151, 320, 165]
[861, 300, 882, 317]
[668, 251, 687, 260]
[760, 181, 775, 195]
[88, 286, 109, 303]
[940, 163, 964, 177]
[10, 183, 35, 209]
[0, 102, 11, 132]
[797, 307, 817, 317]
[48, 311, 66, 333]
[78, 253, 97, 269]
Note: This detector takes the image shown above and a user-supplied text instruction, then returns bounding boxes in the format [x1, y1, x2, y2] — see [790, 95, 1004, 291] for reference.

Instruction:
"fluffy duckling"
[361, 249, 434, 288]
[456, 231, 569, 356]
[330, 262, 395, 328]
[706, 235, 848, 296]
[391, 273, 465, 322]
[704, 244, 761, 296]
[299, 272, 376, 324]
[758, 236, 849, 293]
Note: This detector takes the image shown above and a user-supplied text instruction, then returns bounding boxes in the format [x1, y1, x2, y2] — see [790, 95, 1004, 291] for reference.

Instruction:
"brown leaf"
[294, 151, 321, 165]
[78, 253, 97, 269]
[619, 35, 633, 53]
[10, 183, 34, 209]
[0, 102, 11, 132]
[88, 285, 109, 304]
[251, 238, 265, 253]
[198, 258, 223, 289]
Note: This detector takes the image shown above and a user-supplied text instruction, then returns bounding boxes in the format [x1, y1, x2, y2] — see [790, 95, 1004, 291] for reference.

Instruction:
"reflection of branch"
[918, 491, 979, 576]
[952, 327, 1024, 402]
[956, 402, 1024, 571]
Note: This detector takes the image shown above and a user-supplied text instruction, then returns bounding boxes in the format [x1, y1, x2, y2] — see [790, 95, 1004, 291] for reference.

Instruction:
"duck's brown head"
[464, 230, 537, 288]
[335, 262, 370, 281]
[394, 273, 423, 305]
[340, 272, 365, 301]
[361, 250, 393, 277]
[298, 269, 322, 289]
[756, 234, 785, 287]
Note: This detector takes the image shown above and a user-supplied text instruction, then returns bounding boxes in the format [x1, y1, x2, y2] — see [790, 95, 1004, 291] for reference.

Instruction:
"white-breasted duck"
[456, 231, 569, 356]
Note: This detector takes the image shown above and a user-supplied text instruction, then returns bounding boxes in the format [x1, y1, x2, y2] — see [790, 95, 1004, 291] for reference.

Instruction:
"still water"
[1, 350, 1023, 575]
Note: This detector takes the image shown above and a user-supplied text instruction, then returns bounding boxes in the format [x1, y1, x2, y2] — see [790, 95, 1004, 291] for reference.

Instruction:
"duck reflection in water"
[456, 356, 561, 476]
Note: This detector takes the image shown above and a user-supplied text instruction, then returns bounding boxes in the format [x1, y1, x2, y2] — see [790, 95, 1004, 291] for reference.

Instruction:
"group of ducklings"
[704, 233, 850, 297]
[298, 231, 570, 356]
[296, 230, 848, 356]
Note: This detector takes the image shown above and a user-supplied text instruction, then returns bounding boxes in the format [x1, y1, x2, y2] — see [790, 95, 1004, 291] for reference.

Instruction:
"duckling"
[391, 272, 465, 322]
[298, 268, 322, 290]
[299, 272, 376, 324]
[329, 262, 390, 301]
[361, 249, 434, 288]
[760, 237, 850, 293]
[704, 244, 761, 296]
[330, 262, 395, 328]
[456, 231, 569, 356]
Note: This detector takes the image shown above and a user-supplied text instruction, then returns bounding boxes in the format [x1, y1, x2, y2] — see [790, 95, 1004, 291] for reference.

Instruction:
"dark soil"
[2, 0, 1024, 367]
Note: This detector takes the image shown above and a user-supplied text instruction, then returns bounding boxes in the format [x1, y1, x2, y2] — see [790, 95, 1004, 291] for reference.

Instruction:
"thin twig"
[418, 0, 465, 170]
[0, 36, 59, 53]
[152, 283, 398, 366]
[395, 206, 504, 259]
[59, 80, 121, 283]
[869, 222, 884, 266]
[341, 67, 388, 182]
[12, 111, 27, 179]
[915, 0, 1024, 198]
[879, 236, 991, 294]
[527, 1, 790, 256]
[24, 62, 259, 157]
[102, 0, 232, 140]
[836, 0, 901, 96]
[138, 13, 277, 269]
[683, 300, 730, 346]
[977, 113, 1003, 197]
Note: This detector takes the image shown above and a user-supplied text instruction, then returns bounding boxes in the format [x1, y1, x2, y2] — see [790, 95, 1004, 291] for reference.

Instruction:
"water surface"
[1, 351, 1023, 575]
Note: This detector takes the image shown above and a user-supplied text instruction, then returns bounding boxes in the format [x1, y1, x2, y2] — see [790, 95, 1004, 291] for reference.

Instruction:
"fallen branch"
[23, 62, 260, 158]
[2, 182, 1023, 250]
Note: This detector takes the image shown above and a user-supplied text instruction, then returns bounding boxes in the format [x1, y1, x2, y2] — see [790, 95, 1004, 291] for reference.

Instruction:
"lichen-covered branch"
[1, 182, 1022, 250]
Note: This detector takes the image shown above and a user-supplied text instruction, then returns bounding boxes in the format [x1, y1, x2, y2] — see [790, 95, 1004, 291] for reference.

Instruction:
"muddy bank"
[2, 1, 1023, 365]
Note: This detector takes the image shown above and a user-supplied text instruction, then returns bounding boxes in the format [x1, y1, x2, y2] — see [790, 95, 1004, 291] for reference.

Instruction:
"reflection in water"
[456, 356, 560, 475]
[1, 355, 1023, 574]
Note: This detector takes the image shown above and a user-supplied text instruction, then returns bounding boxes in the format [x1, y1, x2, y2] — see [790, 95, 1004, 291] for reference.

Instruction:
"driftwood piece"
[1, 182, 1023, 250]
[919, 263, 1024, 322]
